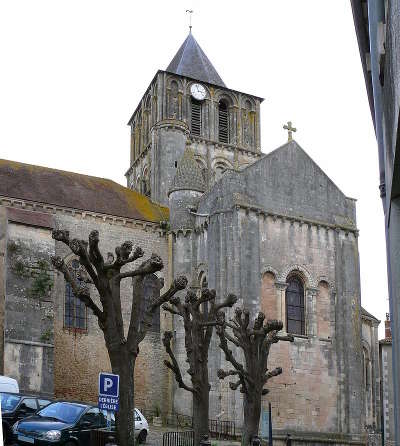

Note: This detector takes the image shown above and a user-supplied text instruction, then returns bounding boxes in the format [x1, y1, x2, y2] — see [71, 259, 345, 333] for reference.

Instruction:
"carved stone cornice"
[190, 135, 262, 157]
[0, 196, 167, 237]
[232, 202, 359, 235]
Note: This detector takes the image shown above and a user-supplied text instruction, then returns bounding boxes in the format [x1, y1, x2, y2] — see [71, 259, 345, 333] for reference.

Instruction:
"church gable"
[242, 141, 357, 227]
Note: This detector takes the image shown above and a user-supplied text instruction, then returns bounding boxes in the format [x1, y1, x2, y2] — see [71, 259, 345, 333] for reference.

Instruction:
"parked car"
[1, 392, 52, 445]
[0, 376, 19, 394]
[12, 401, 149, 445]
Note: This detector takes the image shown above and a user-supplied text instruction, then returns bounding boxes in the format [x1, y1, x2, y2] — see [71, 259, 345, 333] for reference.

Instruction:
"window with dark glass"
[64, 259, 87, 330]
[191, 99, 202, 136]
[285, 276, 305, 335]
[201, 275, 208, 317]
[218, 100, 229, 143]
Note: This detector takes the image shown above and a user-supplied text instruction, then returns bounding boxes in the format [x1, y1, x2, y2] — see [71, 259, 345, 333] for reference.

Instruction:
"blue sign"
[98, 372, 119, 412]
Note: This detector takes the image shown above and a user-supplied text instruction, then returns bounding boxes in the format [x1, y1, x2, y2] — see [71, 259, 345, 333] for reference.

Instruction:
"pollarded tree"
[51, 229, 187, 446]
[162, 288, 237, 446]
[216, 308, 294, 446]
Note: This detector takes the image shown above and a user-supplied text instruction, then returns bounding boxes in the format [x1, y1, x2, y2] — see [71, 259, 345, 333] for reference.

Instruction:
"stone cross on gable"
[283, 121, 297, 141]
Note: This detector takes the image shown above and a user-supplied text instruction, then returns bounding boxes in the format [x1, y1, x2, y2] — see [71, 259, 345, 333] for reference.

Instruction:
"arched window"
[285, 275, 305, 335]
[218, 100, 229, 143]
[191, 98, 202, 136]
[64, 259, 87, 331]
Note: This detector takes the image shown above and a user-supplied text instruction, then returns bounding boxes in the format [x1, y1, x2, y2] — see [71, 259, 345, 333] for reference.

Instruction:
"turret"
[168, 140, 206, 230]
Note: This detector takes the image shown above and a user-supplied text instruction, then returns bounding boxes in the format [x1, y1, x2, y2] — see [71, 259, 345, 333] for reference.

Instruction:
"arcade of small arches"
[261, 266, 334, 338]
[130, 76, 259, 164]
[130, 155, 237, 196]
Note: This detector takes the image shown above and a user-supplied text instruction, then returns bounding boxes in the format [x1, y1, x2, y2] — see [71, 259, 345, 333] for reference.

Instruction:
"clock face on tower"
[190, 83, 206, 101]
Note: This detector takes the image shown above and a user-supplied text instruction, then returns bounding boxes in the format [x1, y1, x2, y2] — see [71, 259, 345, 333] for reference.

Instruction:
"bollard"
[200, 434, 211, 446]
[251, 435, 261, 446]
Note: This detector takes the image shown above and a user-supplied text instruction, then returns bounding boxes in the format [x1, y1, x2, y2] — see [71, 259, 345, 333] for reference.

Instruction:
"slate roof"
[168, 143, 206, 195]
[166, 33, 226, 88]
[0, 159, 168, 223]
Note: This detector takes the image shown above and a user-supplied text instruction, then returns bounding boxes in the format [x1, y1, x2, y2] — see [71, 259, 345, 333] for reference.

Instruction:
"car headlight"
[42, 430, 62, 441]
[12, 421, 19, 434]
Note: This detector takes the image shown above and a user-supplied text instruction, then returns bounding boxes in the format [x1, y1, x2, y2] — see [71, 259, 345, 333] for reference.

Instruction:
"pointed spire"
[168, 140, 206, 196]
[166, 33, 226, 87]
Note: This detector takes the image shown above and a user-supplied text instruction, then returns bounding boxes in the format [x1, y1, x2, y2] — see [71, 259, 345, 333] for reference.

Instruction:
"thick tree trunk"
[242, 394, 261, 446]
[110, 349, 136, 446]
[192, 382, 209, 446]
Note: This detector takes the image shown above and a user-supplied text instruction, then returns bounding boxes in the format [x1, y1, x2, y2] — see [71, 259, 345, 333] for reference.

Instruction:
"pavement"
[146, 425, 240, 446]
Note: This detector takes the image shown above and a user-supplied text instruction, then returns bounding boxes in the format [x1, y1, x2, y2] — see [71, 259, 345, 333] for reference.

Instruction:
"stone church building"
[0, 33, 383, 443]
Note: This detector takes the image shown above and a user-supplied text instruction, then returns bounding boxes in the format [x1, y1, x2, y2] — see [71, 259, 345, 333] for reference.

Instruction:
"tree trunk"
[192, 382, 209, 446]
[242, 393, 261, 446]
[110, 348, 136, 446]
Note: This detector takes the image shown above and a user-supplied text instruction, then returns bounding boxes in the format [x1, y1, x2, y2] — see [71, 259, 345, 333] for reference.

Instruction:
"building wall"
[380, 341, 395, 445]
[1, 200, 172, 413]
[167, 141, 369, 442]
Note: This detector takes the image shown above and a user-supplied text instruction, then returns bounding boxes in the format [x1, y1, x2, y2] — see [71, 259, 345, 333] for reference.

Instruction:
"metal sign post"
[268, 402, 273, 446]
[98, 372, 120, 431]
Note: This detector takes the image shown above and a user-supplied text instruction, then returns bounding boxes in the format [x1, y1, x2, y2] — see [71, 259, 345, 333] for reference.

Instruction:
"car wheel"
[64, 442, 78, 446]
[137, 429, 147, 444]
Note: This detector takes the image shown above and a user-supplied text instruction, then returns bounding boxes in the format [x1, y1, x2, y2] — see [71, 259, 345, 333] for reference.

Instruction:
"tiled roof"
[168, 143, 206, 195]
[166, 33, 226, 88]
[0, 159, 168, 223]
[361, 306, 380, 322]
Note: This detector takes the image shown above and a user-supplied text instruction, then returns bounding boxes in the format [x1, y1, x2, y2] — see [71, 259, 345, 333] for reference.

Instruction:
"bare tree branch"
[136, 276, 188, 343]
[162, 304, 182, 317]
[214, 293, 238, 312]
[263, 367, 282, 383]
[117, 253, 163, 280]
[88, 230, 104, 270]
[104, 244, 144, 270]
[163, 331, 195, 393]
[51, 256, 104, 322]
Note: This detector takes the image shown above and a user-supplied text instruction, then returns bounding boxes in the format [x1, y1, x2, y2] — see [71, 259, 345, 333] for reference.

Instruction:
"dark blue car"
[12, 400, 109, 445]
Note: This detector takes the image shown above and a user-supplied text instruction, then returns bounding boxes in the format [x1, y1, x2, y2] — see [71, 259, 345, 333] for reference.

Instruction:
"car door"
[77, 407, 102, 445]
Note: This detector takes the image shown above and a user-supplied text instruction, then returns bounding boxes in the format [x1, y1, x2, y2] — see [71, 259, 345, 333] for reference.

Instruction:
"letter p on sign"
[104, 378, 113, 392]
[99, 373, 119, 398]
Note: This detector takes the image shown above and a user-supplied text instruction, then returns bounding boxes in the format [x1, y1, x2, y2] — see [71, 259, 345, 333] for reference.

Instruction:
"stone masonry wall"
[52, 213, 170, 412]
[2, 202, 172, 413]
[5, 220, 55, 396]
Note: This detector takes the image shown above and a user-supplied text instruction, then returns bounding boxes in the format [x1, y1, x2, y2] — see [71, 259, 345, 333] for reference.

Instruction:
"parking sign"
[98, 372, 119, 412]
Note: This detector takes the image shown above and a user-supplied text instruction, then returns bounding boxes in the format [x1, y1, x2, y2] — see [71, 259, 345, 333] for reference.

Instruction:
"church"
[0, 32, 382, 443]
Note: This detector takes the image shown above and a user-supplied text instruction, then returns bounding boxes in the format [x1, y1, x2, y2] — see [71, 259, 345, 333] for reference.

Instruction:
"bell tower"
[125, 32, 264, 206]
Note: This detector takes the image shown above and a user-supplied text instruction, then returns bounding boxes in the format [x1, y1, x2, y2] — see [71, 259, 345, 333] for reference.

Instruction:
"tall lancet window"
[191, 98, 202, 136]
[218, 100, 229, 143]
[285, 275, 305, 335]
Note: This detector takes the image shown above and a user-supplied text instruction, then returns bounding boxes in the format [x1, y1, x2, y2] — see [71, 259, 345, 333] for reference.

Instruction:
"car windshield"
[38, 402, 86, 424]
[0, 393, 21, 412]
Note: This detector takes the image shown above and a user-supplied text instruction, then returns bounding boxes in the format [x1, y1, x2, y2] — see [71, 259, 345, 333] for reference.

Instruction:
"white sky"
[0, 0, 388, 336]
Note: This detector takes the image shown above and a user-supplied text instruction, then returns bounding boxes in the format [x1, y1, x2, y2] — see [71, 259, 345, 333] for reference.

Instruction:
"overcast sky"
[0, 1, 388, 336]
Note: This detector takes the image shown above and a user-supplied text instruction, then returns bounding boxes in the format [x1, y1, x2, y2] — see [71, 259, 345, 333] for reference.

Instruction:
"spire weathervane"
[283, 121, 297, 141]
[186, 9, 193, 32]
